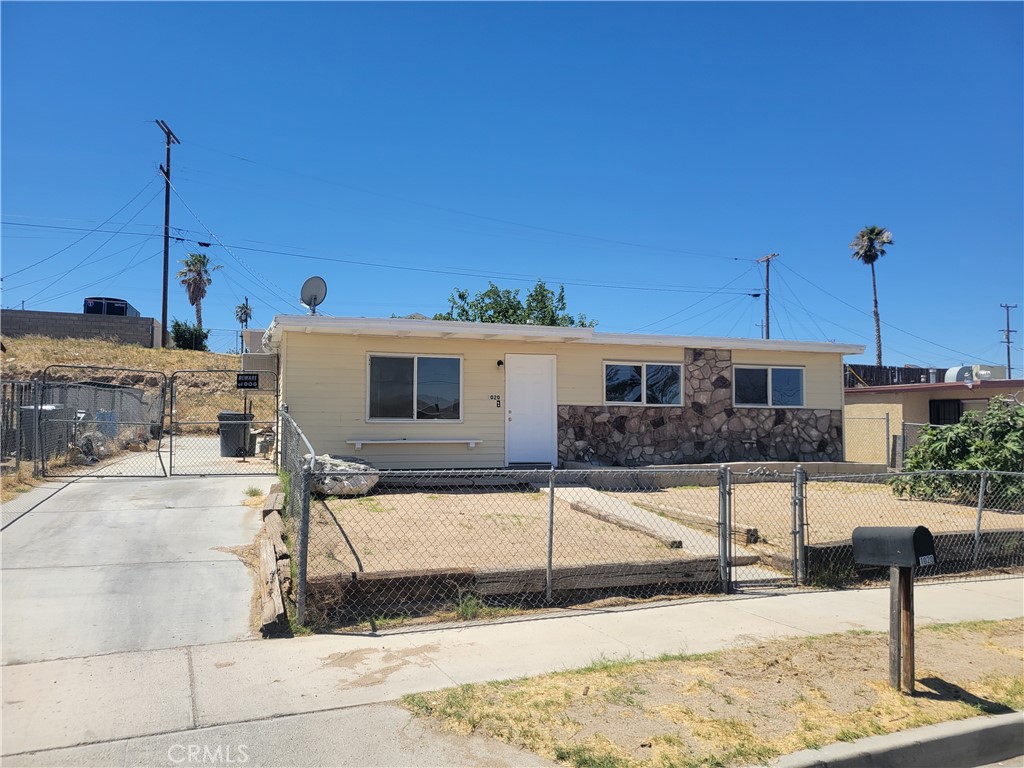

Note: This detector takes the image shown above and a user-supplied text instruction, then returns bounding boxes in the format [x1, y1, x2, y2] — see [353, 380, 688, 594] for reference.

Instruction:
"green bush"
[170, 319, 210, 351]
[891, 397, 1024, 508]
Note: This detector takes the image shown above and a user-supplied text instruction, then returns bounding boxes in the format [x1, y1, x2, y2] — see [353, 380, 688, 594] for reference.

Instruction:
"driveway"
[1, 476, 268, 665]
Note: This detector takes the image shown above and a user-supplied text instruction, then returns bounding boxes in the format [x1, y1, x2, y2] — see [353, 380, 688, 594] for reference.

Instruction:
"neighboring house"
[844, 379, 1024, 464]
[264, 316, 864, 470]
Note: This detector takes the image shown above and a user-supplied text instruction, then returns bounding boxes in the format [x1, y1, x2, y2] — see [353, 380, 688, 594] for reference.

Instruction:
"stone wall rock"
[558, 348, 843, 466]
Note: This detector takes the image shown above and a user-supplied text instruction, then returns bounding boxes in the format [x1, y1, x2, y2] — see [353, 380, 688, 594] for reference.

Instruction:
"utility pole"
[156, 120, 179, 348]
[757, 253, 778, 339]
[1000, 303, 1017, 379]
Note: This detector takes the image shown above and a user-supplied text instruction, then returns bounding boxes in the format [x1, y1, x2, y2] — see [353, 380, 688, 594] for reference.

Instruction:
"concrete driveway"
[1, 475, 269, 665]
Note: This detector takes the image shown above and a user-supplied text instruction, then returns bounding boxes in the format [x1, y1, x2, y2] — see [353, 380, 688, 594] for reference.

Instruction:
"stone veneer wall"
[557, 348, 843, 466]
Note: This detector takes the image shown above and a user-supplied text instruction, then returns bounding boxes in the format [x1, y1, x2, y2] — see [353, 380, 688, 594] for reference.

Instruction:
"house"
[844, 378, 1024, 464]
[263, 316, 864, 469]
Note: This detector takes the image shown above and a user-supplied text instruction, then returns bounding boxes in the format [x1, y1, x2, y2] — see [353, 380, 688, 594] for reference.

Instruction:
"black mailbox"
[852, 526, 936, 568]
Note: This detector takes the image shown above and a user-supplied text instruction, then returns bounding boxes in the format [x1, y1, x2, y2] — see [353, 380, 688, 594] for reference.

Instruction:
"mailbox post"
[851, 526, 936, 695]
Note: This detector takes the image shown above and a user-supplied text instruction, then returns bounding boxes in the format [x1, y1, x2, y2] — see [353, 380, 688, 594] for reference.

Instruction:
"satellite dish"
[300, 276, 328, 315]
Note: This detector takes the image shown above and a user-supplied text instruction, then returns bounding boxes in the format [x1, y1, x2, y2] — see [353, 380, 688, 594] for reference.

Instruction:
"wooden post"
[889, 565, 901, 690]
[888, 565, 916, 694]
[900, 566, 915, 694]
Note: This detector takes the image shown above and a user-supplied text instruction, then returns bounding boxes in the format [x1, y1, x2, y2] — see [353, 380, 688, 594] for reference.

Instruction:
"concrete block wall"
[0, 309, 160, 348]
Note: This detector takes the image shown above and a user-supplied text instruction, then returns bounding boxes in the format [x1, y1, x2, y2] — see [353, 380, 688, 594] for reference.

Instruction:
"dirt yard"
[404, 618, 1024, 768]
[610, 480, 1023, 551]
[308, 488, 689, 578]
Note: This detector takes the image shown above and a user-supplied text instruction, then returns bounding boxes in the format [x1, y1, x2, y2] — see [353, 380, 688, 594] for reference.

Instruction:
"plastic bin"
[218, 411, 255, 457]
[95, 410, 118, 438]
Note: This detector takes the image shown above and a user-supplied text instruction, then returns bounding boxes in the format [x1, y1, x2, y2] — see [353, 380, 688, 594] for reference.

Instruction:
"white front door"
[504, 354, 557, 465]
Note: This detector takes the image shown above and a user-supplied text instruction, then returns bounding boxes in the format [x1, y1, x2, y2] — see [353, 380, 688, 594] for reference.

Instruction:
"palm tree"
[234, 299, 253, 352]
[849, 226, 894, 366]
[176, 252, 221, 330]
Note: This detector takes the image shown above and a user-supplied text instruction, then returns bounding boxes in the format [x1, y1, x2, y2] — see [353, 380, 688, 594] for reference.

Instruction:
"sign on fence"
[236, 373, 260, 389]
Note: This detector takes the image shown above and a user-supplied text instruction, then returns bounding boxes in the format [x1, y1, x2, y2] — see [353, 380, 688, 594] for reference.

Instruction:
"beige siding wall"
[281, 331, 846, 468]
[730, 350, 844, 409]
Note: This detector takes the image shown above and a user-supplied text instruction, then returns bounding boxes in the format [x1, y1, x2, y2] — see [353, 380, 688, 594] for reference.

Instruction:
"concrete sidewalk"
[2, 578, 1021, 765]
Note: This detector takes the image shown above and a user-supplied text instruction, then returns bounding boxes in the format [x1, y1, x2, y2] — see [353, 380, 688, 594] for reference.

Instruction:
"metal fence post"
[973, 471, 988, 569]
[296, 456, 311, 626]
[794, 466, 807, 585]
[546, 468, 555, 603]
[884, 412, 891, 467]
[33, 381, 43, 477]
[718, 465, 731, 593]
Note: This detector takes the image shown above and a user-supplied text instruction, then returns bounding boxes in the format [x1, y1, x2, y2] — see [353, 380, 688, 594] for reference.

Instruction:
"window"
[605, 362, 681, 405]
[734, 366, 804, 407]
[368, 355, 461, 420]
[929, 399, 962, 425]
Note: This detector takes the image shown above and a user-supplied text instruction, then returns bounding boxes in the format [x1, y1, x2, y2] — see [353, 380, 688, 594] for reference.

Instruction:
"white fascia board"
[266, 316, 864, 356]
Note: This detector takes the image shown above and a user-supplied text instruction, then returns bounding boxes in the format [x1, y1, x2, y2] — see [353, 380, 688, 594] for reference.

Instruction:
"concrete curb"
[766, 711, 1024, 768]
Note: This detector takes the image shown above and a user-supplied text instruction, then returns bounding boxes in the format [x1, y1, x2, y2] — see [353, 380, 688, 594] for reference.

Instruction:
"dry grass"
[1, 334, 239, 384]
[611, 481, 1022, 553]
[403, 618, 1024, 768]
[0, 465, 45, 503]
[310, 488, 681, 577]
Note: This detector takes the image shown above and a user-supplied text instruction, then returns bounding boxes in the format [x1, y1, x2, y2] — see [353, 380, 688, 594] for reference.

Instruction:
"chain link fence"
[273, 411, 1024, 631]
[300, 466, 737, 628]
[39, 366, 167, 477]
[899, 422, 930, 468]
[279, 408, 313, 624]
[1, 380, 39, 474]
[169, 370, 278, 475]
[803, 471, 1024, 587]
[843, 415, 891, 465]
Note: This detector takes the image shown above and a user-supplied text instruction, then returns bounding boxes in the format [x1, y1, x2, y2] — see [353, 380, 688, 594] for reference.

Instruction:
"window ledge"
[346, 438, 482, 451]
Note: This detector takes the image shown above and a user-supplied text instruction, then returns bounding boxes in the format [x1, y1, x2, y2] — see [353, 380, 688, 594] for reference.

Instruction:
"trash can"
[217, 411, 255, 457]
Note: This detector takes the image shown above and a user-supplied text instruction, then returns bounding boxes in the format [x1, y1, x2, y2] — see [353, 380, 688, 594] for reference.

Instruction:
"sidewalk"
[3, 578, 1022, 765]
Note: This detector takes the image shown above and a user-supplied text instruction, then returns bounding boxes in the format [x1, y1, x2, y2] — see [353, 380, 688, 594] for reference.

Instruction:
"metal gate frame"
[40, 365, 168, 478]
[727, 467, 800, 591]
[168, 369, 279, 476]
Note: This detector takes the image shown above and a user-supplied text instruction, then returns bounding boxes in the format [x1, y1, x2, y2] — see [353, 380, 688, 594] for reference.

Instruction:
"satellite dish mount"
[300, 276, 328, 315]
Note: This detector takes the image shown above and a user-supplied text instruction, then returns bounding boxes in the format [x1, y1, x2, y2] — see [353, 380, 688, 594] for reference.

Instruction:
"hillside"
[2, 335, 240, 385]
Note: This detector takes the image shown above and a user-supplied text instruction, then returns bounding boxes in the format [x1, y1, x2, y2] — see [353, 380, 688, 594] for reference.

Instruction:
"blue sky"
[2, 2, 1021, 367]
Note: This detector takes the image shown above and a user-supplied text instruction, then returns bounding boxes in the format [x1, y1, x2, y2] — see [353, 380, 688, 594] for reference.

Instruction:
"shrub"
[891, 397, 1024, 508]
[170, 319, 210, 351]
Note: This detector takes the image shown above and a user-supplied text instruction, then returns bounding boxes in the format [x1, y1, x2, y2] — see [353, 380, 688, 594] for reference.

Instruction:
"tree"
[433, 280, 596, 327]
[234, 300, 252, 329]
[169, 318, 210, 351]
[176, 252, 222, 330]
[849, 226, 893, 366]
[234, 298, 253, 353]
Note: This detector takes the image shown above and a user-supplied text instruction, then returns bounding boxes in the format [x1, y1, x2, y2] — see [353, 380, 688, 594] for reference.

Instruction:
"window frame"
[603, 361, 683, 407]
[732, 365, 805, 408]
[366, 352, 464, 422]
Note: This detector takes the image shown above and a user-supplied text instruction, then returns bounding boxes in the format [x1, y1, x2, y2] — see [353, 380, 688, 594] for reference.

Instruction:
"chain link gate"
[168, 369, 278, 476]
[39, 365, 167, 478]
[727, 467, 800, 589]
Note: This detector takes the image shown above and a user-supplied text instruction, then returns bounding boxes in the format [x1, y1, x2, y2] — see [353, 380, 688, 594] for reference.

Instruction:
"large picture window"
[368, 355, 461, 420]
[734, 366, 804, 407]
[605, 362, 681, 405]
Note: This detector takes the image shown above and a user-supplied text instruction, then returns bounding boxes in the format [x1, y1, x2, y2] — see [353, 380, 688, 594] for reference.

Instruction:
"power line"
[1, 220, 762, 299]
[0, 178, 158, 281]
[776, 261, 1001, 364]
[21, 186, 163, 305]
[627, 264, 760, 333]
[164, 178, 304, 313]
